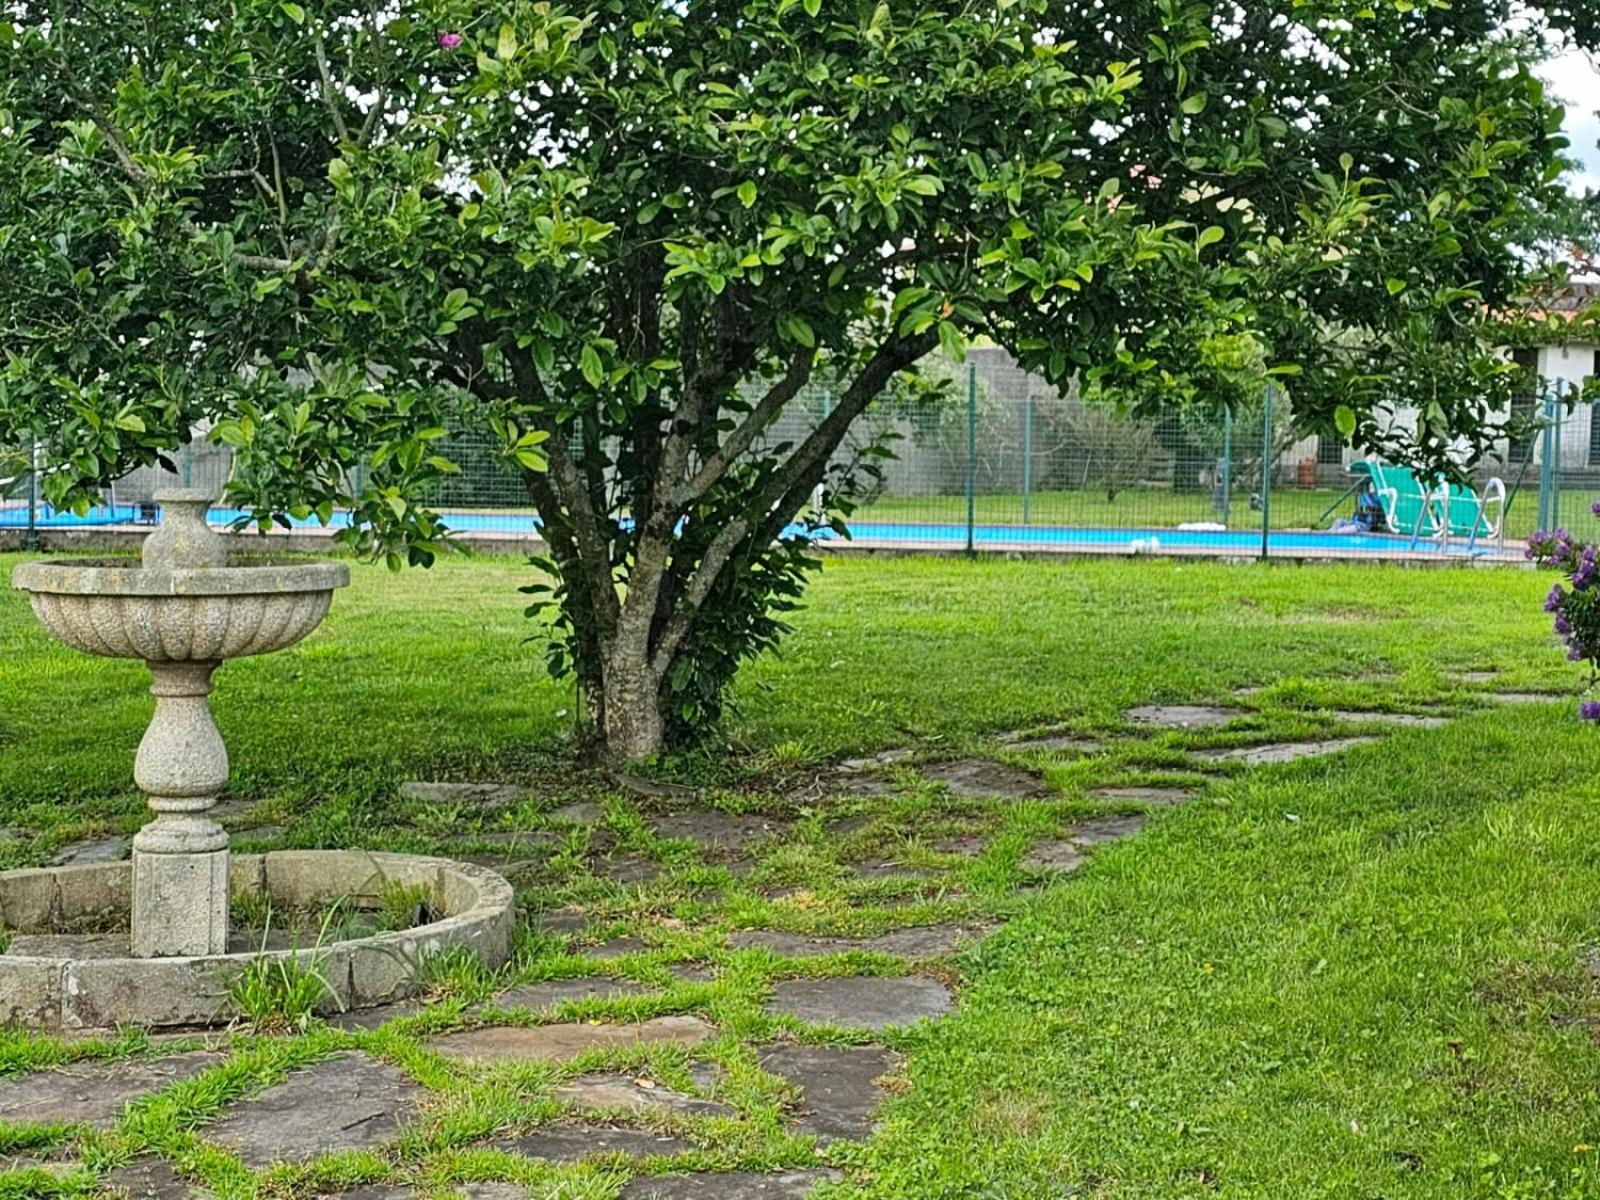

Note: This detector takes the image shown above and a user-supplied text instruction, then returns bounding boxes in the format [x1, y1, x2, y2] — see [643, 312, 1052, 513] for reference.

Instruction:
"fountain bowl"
[11, 556, 349, 661]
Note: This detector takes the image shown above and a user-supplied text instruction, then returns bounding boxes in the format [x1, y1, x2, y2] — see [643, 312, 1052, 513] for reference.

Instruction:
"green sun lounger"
[1347, 459, 1505, 542]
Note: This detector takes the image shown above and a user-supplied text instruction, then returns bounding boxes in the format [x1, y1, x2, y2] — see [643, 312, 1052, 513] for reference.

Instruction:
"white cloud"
[1543, 46, 1600, 195]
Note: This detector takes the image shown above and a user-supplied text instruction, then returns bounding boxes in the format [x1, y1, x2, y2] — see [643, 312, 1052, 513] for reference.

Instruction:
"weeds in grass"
[226, 906, 345, 1033]
[414, 945, 499, 1002]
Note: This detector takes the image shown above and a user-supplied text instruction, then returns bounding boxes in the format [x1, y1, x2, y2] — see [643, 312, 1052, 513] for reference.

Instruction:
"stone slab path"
[495, 976, 654, 1011]
[651, 811, 792, 853]
[432, 1015, 717, 1065]
[4, 687, 1478, 1198]
[0, 1050, 217, 1128]
[767, 976, 954, 1031]
[1194, 737, 1377, 766]
[760, 1043, 899, 1144]
[619, 1169, 842, 1198]
[1329, 710, 1451, 729]
[555, 1071, 733, 1118]
[729, 923, 990, 960]
[922, 758, 1044, 799]
[103, 1158, 214, 1199]
[1127, 704, 1244, 729]
[399, 781, 529, 807]
[1086, 786, 1195, 805]
[497, 1121, 693, 1163]
[202, 1054, 422, 1167]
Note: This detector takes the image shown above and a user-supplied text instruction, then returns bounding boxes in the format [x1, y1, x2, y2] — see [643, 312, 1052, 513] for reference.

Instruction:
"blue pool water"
[4, 503, 1487, 556]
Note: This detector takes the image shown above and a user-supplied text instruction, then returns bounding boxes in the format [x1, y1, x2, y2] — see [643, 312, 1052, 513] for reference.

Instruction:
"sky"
[1547, 46, 1600, 195]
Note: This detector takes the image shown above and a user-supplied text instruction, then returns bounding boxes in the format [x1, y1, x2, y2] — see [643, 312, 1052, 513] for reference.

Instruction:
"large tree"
[2, 1, 1596, 759]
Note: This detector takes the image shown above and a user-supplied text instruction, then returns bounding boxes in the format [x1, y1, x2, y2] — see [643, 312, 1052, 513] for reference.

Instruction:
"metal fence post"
[1021, 392, 1033, 525]
[1552, 379, 1565, 529]
[1260, 384, 1274, 560]
[24, 435, 39, 552]
[965, 362, 977, 555]
[1221, 406, 1232, 525]
[1537, 385, 1556, 533]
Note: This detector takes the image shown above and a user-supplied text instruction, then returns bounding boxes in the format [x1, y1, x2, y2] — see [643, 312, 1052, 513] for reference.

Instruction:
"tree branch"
[671, 347, 814, 507]
[649, 330, 936, 675]
[313, 35, 352, 144]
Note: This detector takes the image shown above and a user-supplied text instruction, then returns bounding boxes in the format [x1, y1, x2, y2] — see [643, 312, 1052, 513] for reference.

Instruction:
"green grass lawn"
[1, 552, 1599, 1199]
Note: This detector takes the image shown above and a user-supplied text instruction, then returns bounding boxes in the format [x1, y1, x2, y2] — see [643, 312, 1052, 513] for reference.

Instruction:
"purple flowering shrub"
[1528, 502, 1600, 721]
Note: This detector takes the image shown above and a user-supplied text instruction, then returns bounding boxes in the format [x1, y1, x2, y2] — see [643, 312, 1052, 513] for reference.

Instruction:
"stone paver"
[102, 1158, 214, 1199]
[921, 759, 1043, 799]
[0, 1051, 217, 1128]
[761, 1043, 899, 1144]
[556, 1072, 733, 1117]
[580, 936, 651, 960]
[1329, 710, 1451, 728]
[498, 1122, 692, 1163]
[616, 773, 702, 801]
[328, 1000, 426, 1031]
[838, 749, 913, 772]
[461, 1187, 527, 1200]
[619, 1170, 841, 1199]
[1446, 670, 1501, 684]
[1126, 704, 1244, 729]
[1020, 840, 1085, 873]
[932, 833, 989, 857]
[496, 977, 653, 1010]
[1070, 814, 1147, 845]
[313, 1188, 419, 1200]
[767, 977, 954, 1031]
[432, 1016, 717, 1065]
[549, 801, 605, 826]
[827, 774, 901, 798]
[1487, 692, 1567, 705]
[650, 811, 792, 853]
[51, 835, 130, 866]
[203, 1054, 422, 1167]
[1086, 786, 1196, 805]
[1002, 733, 1104, 754]
[400, 781, 526, 807]
[729, 924, 989, 960]
[533, 907, 590, 936]
[850, 858, 941, 880]
[1194, 737, 1377, 766]
[597, 854, 663, 885]
[668, 963, 718, 983]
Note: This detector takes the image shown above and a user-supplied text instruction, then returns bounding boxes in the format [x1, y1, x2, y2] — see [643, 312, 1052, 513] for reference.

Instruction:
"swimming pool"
[3, 502, 1499, 557]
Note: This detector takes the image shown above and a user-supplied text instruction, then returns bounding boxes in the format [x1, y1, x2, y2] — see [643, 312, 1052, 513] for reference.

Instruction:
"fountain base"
[0, 852, 513, 1031]
[132, 842, 229, 958]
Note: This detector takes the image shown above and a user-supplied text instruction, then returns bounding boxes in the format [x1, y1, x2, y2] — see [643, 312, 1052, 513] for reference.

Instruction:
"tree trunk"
[600, 652, 666, 762]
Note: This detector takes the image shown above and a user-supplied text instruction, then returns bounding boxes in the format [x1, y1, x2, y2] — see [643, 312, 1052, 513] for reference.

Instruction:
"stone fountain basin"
[0, 851, 513, 1031]
[11, 557, 349, 660]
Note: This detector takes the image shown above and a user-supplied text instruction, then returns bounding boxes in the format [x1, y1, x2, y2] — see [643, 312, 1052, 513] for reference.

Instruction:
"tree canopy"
[2, 0, 1597, 757]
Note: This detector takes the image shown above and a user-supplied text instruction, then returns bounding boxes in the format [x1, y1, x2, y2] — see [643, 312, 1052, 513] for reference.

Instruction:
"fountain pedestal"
[132, 659, 230, 957]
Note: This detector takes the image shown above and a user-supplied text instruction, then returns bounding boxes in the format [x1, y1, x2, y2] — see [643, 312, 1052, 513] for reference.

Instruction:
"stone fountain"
[2, 491, 512, 1030]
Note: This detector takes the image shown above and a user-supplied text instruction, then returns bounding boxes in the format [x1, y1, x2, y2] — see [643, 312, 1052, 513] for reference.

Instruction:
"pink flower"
[438, 31, 463, 50]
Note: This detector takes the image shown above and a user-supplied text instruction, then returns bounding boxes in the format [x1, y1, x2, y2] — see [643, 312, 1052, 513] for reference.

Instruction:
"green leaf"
[1180, 92, 1207, 115]
[280, 2, 306, 25]
[580, 344, 605, 388]
[1334, 405, 1357, 438]
[1386, 277, 1408, 296]
[938, 320, 967, 363]
[497, 23, 519, 60]
[1196, 225, 1225, 251]
[737, 181, 758, 208]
